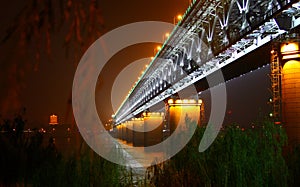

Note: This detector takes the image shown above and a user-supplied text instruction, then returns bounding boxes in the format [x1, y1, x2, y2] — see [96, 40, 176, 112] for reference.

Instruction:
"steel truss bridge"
[114, 0, 300, 124]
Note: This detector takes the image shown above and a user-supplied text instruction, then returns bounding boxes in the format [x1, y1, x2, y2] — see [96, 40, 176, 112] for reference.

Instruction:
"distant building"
[49, 114, 58, 125]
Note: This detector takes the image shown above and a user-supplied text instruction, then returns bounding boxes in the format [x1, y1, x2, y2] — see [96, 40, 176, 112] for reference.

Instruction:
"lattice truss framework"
[115, 0, 300, 124]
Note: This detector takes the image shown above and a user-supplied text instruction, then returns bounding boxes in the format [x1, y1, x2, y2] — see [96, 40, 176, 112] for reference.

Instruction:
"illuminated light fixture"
[156, 46, 162, 51]
[164, 32, 170, 41]
[144, 112, 165, 117]
[177, 14, 183, 20]
[132, 118, 143, 121]
[168, 99, 174, 104]
[183, 99, 189, 104]
[281, 42, 299, 53]
[175, 99, 182, 104]
[198, 99, 203, 104]
[281, 42, 300, 60]
[270, 49, 275, 54]
[173, 14, 183, 25]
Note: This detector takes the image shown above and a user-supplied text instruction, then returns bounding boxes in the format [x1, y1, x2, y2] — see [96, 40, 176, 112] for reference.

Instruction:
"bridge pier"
[166, 99, 202, 134]
[114, 99, 203, 147]
[271, 34, 300, 145]
[125, 121, 133, 144]
[281, 37, 300, 145]
[132, 118, 144, 147]
[143, 112, 164, 147]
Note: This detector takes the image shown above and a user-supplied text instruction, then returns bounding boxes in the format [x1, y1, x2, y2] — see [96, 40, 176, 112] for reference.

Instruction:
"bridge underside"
[114, 0, 300, 124]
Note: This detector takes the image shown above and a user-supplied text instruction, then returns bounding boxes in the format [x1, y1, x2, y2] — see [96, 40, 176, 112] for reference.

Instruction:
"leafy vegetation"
[146, 118, 297, 187]
[0, 114, 125, 187]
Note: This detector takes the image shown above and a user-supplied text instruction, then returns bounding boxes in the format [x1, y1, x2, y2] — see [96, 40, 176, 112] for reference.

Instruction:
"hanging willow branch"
[1, 0, 104, 66]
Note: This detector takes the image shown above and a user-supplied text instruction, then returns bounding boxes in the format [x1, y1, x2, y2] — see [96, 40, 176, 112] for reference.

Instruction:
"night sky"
[0, 0, 272, 128]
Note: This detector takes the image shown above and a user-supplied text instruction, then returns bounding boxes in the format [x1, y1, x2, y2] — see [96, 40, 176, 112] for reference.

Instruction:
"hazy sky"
[0, 0, 273, 128]
[0, 0, 190, 126]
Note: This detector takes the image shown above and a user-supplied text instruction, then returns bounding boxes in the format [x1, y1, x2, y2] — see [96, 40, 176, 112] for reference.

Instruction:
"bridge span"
[114, 0, 300, 125]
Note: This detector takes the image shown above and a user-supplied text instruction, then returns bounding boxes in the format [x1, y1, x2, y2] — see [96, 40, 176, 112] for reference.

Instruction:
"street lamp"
[173, 14, 183, 25]
[154, 45, 162, 55]
[163, 32, 170, 41]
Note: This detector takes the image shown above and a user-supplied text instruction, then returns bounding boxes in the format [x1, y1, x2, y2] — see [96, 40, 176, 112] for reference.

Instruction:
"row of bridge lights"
[122, 14, 184, 100]
[118, 1, 202, 112]
[114, 14, 184, 121]
[115, 0, 206, 122]
[168, 99, 203, 106]
[115, 98, 201, 126]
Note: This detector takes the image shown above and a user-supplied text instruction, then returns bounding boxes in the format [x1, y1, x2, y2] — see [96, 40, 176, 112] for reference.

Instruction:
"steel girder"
[114, 0, 300, 124]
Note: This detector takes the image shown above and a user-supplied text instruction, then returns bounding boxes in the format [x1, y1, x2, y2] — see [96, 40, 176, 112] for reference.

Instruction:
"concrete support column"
[143, 112, 164, 147]
[126, 121, 133, 144]
[279, 40, 300, 145]
[167, 99, 202, 134]
[132, 118, 145, 147]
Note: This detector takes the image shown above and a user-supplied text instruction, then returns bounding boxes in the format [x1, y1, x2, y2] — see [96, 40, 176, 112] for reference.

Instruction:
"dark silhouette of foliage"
[146, 118, 291, 187]
[1, 0, 104, 64]
[0, 114, 125, 186]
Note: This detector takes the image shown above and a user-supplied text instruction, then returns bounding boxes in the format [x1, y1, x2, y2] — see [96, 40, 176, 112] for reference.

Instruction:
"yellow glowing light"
[281, 42, 300, 60]
[281, 42, 299, 53]
[177, 14, 183, 20]
[157, 46, 162, 51]
[133, 118, 143, 121]
[283, 54, 300, 60]
[165, 33, 170, 38]
[168, 99, 202, 105]
[168, 99, 174, 104]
